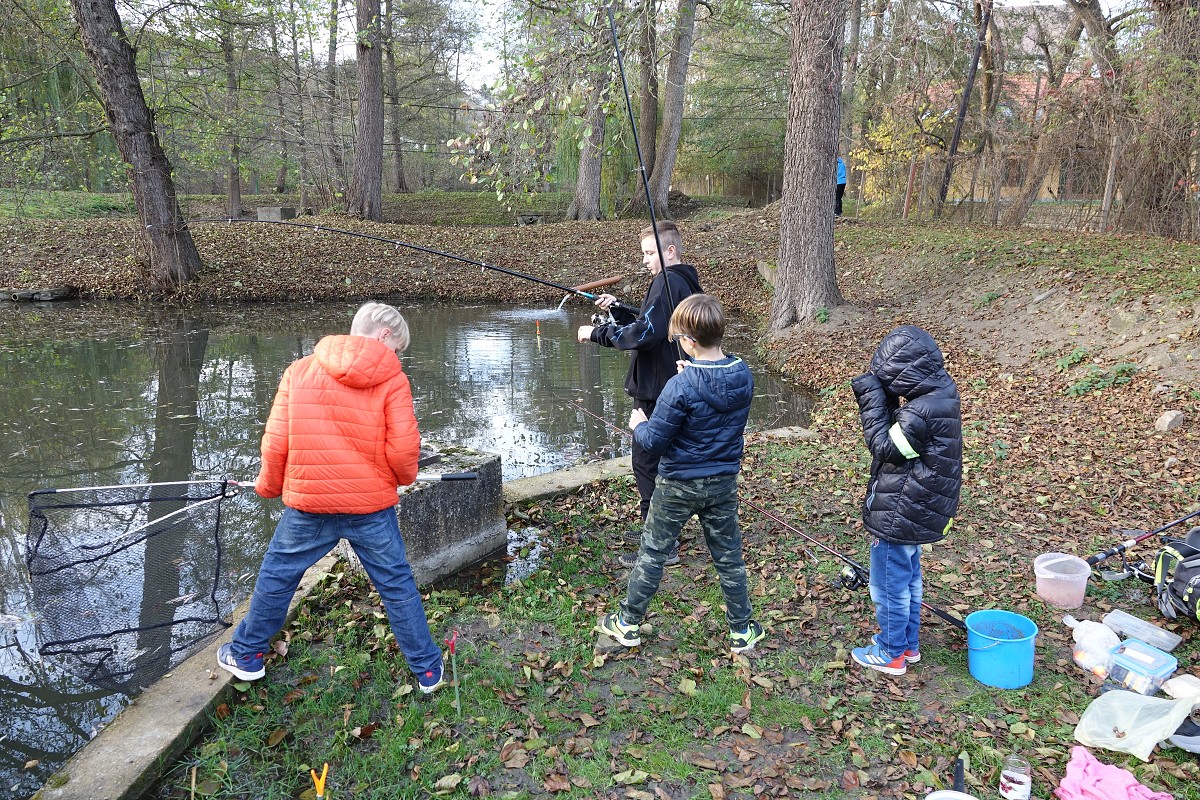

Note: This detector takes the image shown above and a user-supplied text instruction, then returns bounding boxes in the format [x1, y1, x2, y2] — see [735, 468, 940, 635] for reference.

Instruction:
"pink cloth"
[1054, 747, 1173, 800]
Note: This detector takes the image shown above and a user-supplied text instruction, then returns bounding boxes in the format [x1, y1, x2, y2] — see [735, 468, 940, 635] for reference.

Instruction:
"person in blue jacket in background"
[836, 156, 848, 217]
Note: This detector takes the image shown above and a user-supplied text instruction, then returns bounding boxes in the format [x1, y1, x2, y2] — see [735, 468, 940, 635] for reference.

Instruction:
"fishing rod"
[1085, 507, 1200, 568]
[605, 5, 682, 359]
[555, 392, 968, 630]
[163, 217, 641, 316]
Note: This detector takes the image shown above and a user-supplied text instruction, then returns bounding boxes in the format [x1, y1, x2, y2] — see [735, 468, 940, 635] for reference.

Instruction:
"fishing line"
[546, 389, 967, 629]
[157, 217, 641, 316]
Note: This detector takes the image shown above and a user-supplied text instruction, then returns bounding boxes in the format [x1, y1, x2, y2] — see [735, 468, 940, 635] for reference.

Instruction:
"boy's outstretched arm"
[851, 373, 924, 465]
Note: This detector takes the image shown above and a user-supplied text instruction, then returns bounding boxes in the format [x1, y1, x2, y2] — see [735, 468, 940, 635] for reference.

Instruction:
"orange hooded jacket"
[254, 334, 420, 514]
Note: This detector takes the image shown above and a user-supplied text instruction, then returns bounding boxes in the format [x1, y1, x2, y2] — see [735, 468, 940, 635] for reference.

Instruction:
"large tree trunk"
[644, 0, 697, 217]
[69, 0, 201, 290]
[638, 0, 658, 179]
[565, 77, 608, 221]
[770, 0, 848, 331]
[628, 0, 696, 215]
[383, 0, 410, 192]
[625, 0, 659, 214]
[347, 0, 384, 221]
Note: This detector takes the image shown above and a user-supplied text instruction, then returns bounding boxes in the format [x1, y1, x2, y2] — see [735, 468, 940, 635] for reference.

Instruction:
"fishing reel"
[839, 565, 869, 590]
[591, 310, 616, 327]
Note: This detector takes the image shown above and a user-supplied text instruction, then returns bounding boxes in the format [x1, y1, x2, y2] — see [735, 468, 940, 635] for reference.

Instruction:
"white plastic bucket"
[1034, 552, 1091, 609]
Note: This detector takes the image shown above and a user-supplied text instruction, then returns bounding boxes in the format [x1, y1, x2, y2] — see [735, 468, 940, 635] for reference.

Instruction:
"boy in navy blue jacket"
[850, 326, 962, 675]
[596, 294, 766, 654]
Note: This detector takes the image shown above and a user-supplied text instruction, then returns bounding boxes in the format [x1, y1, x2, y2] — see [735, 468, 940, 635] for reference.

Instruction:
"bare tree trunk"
[288, 0, 310, 211]
[565, 77, 608, 221]
[644, 0, 697, 216]
[347, 0, 384, 221]
[770, 0, 848, 331]
[1001, 13, 1084, 226]
[841, 0, 862, 149]
[383, 0, 409, 192]
[325, 0, 344, 189]
[935, 0, 993, 218]
[222, 24, 242, 218]
[69, 0, 201, 290]
[269, 6, 289, 193]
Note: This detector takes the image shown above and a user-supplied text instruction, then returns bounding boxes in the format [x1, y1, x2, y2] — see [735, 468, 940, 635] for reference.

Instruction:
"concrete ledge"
[503, 456, 631, 504]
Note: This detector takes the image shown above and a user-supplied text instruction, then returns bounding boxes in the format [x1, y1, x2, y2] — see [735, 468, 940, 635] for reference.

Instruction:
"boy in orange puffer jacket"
[216, 302, 445, 693]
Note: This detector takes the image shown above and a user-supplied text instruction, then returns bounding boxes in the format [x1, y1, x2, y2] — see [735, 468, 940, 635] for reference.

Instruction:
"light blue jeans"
[231, 507, 441, 677]
[868, 538, 923, 658]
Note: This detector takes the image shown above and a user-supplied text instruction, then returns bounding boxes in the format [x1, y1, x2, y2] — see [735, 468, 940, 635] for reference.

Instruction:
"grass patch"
[0, 189, 136, 218]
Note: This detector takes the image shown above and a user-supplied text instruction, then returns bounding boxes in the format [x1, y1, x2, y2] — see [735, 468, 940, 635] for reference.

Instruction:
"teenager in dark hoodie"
[577, 220, 702, 565]
[849, 325, 962, 676]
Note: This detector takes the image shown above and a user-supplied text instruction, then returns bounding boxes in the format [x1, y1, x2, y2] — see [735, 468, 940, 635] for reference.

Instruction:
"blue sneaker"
[418, 658, 446, 694]
[216, 643, 265, 680]
[851, 643, 907, 676]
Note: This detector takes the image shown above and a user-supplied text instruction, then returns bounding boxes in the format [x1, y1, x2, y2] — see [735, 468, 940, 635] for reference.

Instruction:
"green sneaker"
[730, 621, 766, 654]
[595, 612, 641, 647]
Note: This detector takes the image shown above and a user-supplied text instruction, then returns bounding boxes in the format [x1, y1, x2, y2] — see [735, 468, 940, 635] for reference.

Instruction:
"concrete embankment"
[31, 456, 632, 800]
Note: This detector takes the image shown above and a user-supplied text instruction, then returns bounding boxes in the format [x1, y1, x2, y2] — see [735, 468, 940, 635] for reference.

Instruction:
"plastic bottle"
[1063, 615, 1120, 677]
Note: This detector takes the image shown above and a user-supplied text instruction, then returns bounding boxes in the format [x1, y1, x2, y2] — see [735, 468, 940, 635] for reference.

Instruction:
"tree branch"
[0, 126, 109, 146]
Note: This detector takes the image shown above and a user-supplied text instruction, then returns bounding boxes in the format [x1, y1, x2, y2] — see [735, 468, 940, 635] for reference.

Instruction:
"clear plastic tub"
[1034, 552, 1091, 609]
[1102, 609, 1182, 653]
[1107, 638, 1177, 695]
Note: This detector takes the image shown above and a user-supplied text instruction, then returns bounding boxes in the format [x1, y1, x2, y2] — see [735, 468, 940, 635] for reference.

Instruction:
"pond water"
[0, 299, 813, 796]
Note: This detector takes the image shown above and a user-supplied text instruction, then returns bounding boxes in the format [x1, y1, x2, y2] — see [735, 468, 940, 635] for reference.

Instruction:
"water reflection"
[0, 300, 812, 796]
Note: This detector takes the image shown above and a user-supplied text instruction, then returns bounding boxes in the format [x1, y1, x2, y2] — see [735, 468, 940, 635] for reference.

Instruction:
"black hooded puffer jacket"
[850, 325, 962, 545]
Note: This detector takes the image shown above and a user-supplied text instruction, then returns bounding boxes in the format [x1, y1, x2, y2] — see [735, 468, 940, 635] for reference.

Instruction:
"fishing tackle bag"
[1153, 529, 1200, 623]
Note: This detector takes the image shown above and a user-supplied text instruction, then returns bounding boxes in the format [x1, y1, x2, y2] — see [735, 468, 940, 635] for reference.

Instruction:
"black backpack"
[1153, 528, 1200, 623]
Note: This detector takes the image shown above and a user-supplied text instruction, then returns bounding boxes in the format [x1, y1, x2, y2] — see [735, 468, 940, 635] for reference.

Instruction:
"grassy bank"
[151, 392, 1199, 799]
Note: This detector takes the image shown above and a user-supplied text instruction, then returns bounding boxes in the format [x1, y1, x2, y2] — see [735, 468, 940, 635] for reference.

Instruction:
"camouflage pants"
[620, 473, 752, 630]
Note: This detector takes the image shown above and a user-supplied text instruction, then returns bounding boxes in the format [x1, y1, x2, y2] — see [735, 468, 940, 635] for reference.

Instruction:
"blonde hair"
[639, 220, 683, 256]
[669, 293, 725, 348]
[351, 302, 410, 352]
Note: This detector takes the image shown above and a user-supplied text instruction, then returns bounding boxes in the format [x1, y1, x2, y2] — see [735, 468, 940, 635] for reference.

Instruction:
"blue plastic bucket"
[965, 609, 1038, 689]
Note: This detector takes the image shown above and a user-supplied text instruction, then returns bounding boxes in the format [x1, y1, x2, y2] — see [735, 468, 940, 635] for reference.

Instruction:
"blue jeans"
[621, 474, 752, 629]
[231, 507, 441, 677]
[868, 538, 923, 658]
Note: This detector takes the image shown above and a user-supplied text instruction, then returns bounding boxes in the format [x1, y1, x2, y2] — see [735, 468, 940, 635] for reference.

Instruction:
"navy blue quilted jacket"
[851, 326, 962, 545]
[633, 355, 752, 480]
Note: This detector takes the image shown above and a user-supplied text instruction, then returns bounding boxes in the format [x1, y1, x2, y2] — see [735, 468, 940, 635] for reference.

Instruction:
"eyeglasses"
[669, 333, 693, 344]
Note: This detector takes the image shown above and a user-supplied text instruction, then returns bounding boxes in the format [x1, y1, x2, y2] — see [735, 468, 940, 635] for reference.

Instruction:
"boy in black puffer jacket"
[850, 326, 962, 676]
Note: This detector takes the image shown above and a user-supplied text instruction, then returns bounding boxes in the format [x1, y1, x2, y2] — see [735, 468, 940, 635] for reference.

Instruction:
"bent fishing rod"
[555, 393, 968, 630]
[156, 217, 640, 316]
